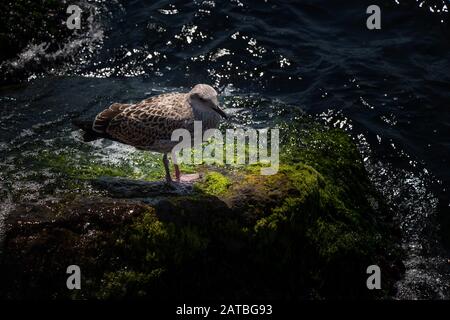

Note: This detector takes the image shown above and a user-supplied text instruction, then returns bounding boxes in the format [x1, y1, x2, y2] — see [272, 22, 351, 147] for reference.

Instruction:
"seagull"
[73, 84, 227, 183]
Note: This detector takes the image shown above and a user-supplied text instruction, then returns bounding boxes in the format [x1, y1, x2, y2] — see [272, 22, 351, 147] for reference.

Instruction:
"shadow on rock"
[92, 176, 195, 199]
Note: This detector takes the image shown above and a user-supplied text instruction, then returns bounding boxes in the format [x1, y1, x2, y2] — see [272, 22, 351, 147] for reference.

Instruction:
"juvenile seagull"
[73, 84, 227, 183]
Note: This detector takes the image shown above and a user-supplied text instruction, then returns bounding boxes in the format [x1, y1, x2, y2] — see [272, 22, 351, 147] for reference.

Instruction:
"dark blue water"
[0, 0, 449, 299]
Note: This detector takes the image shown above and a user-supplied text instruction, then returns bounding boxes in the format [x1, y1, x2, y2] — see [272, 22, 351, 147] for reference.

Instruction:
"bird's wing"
[92, 103, 132, 134]
[103, 94, 192, 147]
[92, 93, 179, 134]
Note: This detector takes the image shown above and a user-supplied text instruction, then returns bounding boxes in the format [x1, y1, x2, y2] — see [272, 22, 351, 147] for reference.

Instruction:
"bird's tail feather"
[72, 119, 100, 142]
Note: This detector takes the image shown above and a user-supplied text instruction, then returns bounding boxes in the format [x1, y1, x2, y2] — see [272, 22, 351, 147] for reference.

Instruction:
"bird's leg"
[162, 153, 172, 183]
[171, 152, 199, 183]
[174, 164, 181, 182]
[172, 153, 181, 182]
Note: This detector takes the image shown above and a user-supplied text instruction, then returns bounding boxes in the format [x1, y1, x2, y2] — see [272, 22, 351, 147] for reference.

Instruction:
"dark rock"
[0, 123, 404, 300]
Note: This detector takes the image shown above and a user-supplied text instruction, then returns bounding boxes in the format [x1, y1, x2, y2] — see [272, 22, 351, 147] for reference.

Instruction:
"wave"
[0, 0, 123, 84]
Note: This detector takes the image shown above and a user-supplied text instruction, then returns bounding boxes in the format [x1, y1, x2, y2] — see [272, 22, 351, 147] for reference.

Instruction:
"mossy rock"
[194, 172, 232, 196]
[0, 118, 404, 299]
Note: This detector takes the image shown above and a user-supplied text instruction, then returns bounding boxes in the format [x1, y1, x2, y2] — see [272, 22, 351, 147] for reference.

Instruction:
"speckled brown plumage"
[74, 84, 227, 183]
[93, 93, 194, 152]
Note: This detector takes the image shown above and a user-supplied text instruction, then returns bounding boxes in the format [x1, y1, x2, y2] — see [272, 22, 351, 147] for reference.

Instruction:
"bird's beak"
[213, 104, 228, 119]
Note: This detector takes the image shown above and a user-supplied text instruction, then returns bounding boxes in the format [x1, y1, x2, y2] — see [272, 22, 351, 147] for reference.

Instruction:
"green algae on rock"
[194, 172, 232, 196]
[0, 119, 404, 299]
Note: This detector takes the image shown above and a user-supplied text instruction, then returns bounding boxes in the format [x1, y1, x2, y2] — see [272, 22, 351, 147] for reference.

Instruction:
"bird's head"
[188, 84, 228, 119]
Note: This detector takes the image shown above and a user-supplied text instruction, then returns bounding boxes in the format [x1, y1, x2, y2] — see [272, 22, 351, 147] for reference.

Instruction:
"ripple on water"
[356, 132, 450, 299]
[0, 0, 449, 299]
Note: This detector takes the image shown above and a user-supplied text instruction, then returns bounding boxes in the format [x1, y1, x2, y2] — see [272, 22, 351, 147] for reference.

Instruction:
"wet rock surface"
[0, 124, 405, 299]
[92, 176, 195, 199]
